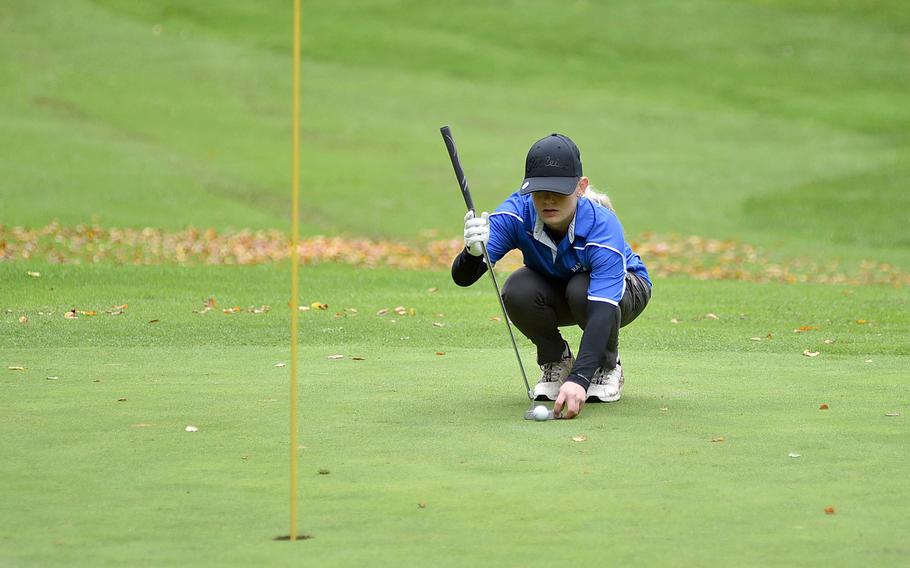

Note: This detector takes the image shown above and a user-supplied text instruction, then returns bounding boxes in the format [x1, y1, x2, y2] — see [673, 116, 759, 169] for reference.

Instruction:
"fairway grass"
[2, 264, 908, 566]
[3, 1, 909, 262]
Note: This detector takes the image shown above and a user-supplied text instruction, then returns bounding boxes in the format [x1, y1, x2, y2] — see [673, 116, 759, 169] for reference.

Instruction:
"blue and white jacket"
[451, 192, 650, 391]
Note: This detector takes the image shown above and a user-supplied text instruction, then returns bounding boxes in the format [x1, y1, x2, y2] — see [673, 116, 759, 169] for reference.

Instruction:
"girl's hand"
[463, 211, 489, 256]
[554, 382, 586, 419]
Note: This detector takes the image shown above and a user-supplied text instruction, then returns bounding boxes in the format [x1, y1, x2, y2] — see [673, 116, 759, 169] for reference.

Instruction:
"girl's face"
[530, 177, 588, 233]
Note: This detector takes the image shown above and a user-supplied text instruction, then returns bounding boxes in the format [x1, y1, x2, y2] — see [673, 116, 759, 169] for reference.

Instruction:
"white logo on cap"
[521, 181, 530, 190]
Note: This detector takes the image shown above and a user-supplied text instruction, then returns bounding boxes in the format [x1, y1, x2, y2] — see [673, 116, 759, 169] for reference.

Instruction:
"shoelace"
[540, 362, 563, 382]
[541, 351, 572, 382]
[591, 366, 620, 385]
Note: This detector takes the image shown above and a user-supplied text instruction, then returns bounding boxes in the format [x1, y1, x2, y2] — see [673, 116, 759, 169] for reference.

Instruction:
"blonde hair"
[583, 185, 614, 211]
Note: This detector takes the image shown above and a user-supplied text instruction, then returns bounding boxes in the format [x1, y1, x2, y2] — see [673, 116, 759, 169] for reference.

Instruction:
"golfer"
[451, 133, 651, 419]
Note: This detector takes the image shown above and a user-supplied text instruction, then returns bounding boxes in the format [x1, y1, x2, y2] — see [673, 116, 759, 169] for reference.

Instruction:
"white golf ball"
[532, 405, 550, 421]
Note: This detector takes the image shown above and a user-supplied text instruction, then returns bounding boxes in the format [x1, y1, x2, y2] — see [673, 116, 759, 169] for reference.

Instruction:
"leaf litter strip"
[1, 224, 908, 286]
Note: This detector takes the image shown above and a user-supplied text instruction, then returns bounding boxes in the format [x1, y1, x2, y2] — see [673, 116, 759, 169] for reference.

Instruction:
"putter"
[440, 125, 557, 421]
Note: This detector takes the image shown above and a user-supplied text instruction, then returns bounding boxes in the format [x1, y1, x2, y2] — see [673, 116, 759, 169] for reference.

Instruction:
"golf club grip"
[439, 125, 475, 213]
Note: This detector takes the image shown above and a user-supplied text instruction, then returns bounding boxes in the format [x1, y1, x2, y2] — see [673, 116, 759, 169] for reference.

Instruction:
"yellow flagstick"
[289, 0, 302, 542]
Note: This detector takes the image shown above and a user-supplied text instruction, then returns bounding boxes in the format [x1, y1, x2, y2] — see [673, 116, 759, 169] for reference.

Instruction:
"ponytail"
[583, 185, 614, 211]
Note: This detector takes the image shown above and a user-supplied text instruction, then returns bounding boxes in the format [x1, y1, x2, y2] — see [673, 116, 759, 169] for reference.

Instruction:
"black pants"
[501, 267, 651, 367]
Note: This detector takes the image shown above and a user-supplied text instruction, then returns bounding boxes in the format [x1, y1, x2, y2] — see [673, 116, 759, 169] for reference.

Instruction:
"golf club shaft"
[439, 125, 533, 401]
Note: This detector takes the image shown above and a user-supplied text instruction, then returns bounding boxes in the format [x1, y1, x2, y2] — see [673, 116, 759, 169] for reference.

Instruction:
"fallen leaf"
[427, 287, 438, 293]
[706, 313, 719, 320]
[317, 469, 330, 475]
[885, 412, 900, 417]
[111, 304, 129, 311]
[824, 506, 835, 515]
[794, 325, 817, 333]
[435, 351, 445, 356]
[749, 337, 762, 341]
[670, 318, 680, 324]
[8, 366, 26, 371]
[222, 306, 242, 314]
[864, 359, 873, 363]
[803, 350, 820, 357]
[766, 332, 774, 339]
[117, 397, 128, 402]
[819, 403, 829, 410]
[376, 308, 389, 316]
[64, 309, 78, 320]
[432, 322, 444, 327]
[79, 310, 98, 316]
[344, 307, 358, 314]
[46, 376, 59, 380]
[250, 305, 270, 314]
[298, 305, 310, 311]
[489, 316, 502, 322]
[148, 319, 160, 324]
[659, 407, 669, 411]
[18, 315, 28, 324]
[788, 452, 801, 458]
[185, 425, 198, 432]
[407, 307, 417, 316]
[711, 437, 725, 443]
[572, 435, 587, 442]
[855, 319, 868, 325]
[327, 354, 344, 360]
[311, 302, 328, 310]
[27, 271, 41, 278]
[274, 363, 286, 367]
[394, 306, 407, 315]
[823, 339, 835, 344]
[109, 310, 125, 316]
[351, 356, 365, 361]
[204, 297, 217, 309]
[418, 502, 427, 509]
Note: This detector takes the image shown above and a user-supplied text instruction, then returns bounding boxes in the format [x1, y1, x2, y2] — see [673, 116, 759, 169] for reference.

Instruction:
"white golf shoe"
[533, 343, 574, 401]
[587, 364, 623, 402]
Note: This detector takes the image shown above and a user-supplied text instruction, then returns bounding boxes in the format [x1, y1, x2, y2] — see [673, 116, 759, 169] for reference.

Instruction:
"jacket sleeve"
[564, 300, 619, 390]
[451, 248, 487, 287]
[564, 243, 626, 389]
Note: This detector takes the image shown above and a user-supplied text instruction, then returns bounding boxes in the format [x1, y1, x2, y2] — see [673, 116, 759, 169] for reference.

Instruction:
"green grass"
[3, 0, 910, 565]
[1, 1, 909, 263]
[2, 263, 909, 566]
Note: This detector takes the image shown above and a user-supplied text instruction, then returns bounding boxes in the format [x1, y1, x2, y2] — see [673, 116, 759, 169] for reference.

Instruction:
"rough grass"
[1, 1, 908, 263]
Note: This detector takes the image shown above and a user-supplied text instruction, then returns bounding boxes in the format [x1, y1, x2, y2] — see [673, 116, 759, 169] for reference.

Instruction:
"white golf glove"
[463, 210, 490, 257]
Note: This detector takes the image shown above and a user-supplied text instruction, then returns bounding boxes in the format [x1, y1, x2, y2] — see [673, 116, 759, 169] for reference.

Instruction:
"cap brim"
[519, 176, 579, 195]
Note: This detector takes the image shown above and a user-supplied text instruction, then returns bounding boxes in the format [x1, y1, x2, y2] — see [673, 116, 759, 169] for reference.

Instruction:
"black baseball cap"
[519, 133, 583, 195]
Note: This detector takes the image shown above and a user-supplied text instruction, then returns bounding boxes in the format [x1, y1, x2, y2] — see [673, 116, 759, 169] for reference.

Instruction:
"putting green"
[2, 264, 907, 565]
